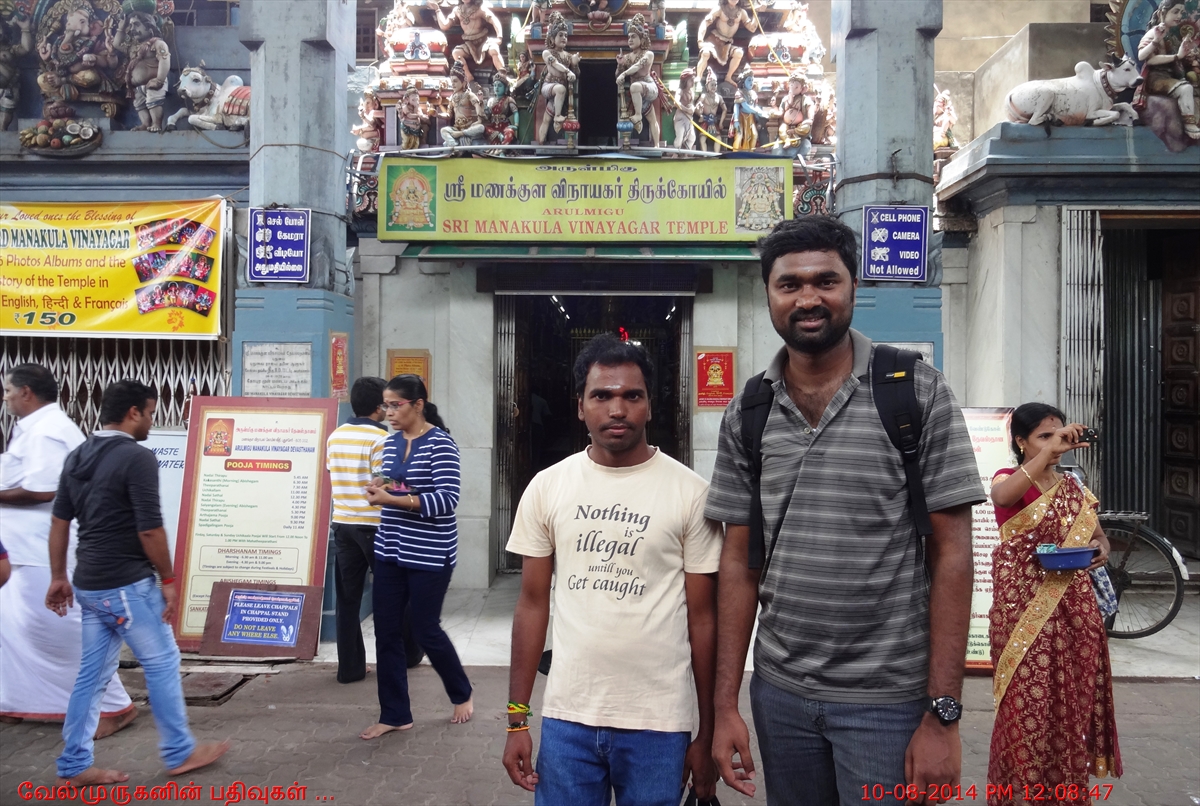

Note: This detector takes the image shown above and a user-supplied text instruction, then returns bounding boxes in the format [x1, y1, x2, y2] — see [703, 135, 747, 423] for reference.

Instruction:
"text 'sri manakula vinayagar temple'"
[1, 0, 1197, 591]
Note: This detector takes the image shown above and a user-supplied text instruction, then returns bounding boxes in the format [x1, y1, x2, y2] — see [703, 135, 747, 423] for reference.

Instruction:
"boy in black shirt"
[47, 380, 229, 784]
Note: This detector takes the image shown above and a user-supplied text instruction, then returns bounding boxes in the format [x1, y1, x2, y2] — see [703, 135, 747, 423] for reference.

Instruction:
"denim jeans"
[535, 716, 690, 806]
[57, 577, 195, 778]
[749, 674, 926, 806]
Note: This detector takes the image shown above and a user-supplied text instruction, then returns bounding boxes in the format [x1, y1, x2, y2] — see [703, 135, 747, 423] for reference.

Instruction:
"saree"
[987, 473, 1121, 806]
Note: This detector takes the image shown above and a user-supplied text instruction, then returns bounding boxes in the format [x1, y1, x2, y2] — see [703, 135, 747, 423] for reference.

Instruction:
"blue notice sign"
[862, 205, 929, 282]
[221, 589, 305, 647]
[248, 207, 310, 283]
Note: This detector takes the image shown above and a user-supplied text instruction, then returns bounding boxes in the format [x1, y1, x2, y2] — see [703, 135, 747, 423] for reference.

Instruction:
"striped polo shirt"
[375, 427, 461, 570]
[705, 329, 984, 704]
[326, 418, 388, 526]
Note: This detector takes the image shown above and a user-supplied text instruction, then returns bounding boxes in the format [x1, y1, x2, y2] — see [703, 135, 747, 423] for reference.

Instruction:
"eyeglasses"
[382, 400, 414, 412]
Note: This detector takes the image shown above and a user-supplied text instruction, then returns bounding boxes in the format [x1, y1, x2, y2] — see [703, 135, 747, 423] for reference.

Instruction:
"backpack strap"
[870, 344, 933, 538]
[740, 371, 774, 569]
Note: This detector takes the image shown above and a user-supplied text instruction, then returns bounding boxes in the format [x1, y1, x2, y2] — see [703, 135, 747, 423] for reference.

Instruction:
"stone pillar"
[235, 0, 357, 637]
[832, 0, 945, 365]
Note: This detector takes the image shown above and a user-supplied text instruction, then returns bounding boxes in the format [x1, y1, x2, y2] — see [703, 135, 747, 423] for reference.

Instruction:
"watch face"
[933, 697, 962, 723]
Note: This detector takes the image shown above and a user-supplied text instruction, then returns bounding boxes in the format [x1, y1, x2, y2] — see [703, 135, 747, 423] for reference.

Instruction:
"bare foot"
[56, 767, 129, 785]
[451, 697, 473, 724]
[95, 708, 138, 739]
[359, 722, 412, 740]
[166, 740, 231, 776]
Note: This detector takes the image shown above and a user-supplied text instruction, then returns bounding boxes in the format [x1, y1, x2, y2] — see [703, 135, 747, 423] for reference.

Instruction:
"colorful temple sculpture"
[350, 0, 839, 217]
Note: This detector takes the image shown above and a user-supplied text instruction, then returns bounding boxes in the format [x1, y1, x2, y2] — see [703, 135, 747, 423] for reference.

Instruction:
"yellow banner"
[0, 200, 225, 339]
[377, 157, 792, 242]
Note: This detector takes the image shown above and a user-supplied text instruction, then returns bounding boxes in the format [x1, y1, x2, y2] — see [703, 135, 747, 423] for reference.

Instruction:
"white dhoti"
[0, 564, 132, 719]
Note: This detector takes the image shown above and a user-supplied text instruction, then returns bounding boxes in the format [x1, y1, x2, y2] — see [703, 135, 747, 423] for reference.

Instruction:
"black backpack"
[741, 344, 932, 571]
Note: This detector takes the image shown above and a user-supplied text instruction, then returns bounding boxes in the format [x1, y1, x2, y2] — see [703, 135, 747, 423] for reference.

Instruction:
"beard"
[775, 305, 853, 355]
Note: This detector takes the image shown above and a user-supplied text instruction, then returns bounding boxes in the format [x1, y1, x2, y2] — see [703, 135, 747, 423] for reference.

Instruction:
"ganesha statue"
[35, 0, 126, 119]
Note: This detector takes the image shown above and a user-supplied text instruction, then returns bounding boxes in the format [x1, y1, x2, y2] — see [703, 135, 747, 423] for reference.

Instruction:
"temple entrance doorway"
[577, 62, 620, 148]
[492, 285, 694, 573]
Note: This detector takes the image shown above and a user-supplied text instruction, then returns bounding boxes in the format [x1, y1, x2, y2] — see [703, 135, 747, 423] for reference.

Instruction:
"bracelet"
[161, 576, 176, 586]
[1019, 465, 1034, 485]
[507, 701, 532, 715]
[506, 720, 530, 733]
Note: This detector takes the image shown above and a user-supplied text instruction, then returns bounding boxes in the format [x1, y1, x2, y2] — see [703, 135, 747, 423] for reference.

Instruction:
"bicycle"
[1098, 512, 1189, 639]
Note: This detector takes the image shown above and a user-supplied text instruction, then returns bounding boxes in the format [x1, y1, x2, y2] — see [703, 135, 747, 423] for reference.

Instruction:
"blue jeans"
[749, 674, 926, 806]
[57, 577, 195, 777]
[535, 716, 690, 806]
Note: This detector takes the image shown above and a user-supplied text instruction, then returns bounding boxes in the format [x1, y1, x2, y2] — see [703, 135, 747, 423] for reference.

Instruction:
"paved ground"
[1, 666, 1196, 806]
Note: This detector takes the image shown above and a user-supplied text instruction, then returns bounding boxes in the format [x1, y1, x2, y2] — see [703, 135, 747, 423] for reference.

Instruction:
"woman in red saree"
[987, 403, 1121, 806]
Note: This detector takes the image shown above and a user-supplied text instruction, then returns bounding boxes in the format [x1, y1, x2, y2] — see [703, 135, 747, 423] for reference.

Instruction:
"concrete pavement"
[1, 666, 1197, 806]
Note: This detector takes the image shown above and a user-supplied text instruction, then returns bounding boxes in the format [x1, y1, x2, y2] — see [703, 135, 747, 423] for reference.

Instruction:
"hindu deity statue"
[440, 61, 485, 147]
[114, 11, 169, 131]
[616, 14, 659, 144]
[426, 0, 505, 83]
[932, 86, 958, 149]
[399, 85, 429, 149]
[380, 0, 416, 59]
[530, 0, 552, 27]
[775, 70, 813, 154]
[1136, 0, 1200, 140]
[672, 68, 697, 150]
[729, 66, 768, 150]
[484, 70, 517, 146]
[0, 9, 33, 131]
[695, 67, 726, 152]
[537, 12, 580, 143]
[695, 0, 759, 86]
[353, 87, 385, 151]
[36, 0, 125, 118]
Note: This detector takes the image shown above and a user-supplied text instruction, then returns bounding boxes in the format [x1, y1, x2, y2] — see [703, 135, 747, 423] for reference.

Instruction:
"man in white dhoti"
[0, 364, 135, 736]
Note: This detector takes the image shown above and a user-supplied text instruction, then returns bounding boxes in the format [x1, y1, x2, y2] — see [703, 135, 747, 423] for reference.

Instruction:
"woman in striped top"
[358, 375, 473, 739]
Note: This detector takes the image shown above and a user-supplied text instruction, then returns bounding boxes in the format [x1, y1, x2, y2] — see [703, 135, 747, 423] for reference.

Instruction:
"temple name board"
[377, 157, 793, 243]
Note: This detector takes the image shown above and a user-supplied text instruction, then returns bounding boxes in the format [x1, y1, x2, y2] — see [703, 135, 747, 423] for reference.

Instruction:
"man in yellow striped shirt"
[326, 377, 388, 683]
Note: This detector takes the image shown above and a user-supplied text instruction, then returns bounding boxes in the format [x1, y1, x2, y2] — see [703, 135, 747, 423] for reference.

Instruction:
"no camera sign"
[862, 205, 928, 282]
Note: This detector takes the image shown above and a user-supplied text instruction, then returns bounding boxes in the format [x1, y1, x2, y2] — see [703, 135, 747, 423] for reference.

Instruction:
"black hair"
[99, 379, 158, 425]
[758, 215, 859, 285]
[350, 376, 387, 417]
[573, 333, 654, 396]
[1010, 402, 1068, 464]
[5, 363, 58, 403]
[386, 374, 448, 432]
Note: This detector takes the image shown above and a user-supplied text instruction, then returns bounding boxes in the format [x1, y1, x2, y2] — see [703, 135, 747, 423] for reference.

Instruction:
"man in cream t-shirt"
[502, 333, 723, 806]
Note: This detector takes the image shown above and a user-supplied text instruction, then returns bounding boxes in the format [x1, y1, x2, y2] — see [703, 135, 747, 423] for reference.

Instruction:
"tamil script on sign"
[247, 208, 310, 283]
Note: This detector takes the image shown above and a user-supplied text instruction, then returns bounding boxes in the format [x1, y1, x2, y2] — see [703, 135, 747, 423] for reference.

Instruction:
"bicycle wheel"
[1102, 521, 1185, 639]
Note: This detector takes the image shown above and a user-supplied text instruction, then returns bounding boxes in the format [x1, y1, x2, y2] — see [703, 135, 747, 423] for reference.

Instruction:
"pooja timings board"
[962, 407, 1014, 670]
[172, 397, 337, 651]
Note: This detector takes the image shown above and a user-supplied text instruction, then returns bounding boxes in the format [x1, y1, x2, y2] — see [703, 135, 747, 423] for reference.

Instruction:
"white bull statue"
[166, 65, 251, 131]
[1006, 59, 1142, 128]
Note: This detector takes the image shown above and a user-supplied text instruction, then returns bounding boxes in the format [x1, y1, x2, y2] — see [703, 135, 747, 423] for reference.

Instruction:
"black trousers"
[333, 523, 423, 682]
[373, 560, 472, 727]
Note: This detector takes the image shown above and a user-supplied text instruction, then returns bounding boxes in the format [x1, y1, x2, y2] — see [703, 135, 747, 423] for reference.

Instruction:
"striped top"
[326, 418, 388, 525]
[705, 329, 985, 704]
[375, 427, 460, 570]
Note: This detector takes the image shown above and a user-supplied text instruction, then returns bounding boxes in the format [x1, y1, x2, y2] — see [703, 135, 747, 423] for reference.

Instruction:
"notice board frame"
[200, 581, 323, 660]
[172, 396, 337, 652]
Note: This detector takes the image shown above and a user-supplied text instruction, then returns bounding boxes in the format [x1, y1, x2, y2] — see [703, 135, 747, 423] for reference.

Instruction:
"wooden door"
[1161, 232, 1200, 558]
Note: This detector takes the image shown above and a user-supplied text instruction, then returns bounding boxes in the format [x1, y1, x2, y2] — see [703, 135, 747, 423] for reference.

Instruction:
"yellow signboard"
[0, 200, 225, 339]
[377, 157, 792, 242]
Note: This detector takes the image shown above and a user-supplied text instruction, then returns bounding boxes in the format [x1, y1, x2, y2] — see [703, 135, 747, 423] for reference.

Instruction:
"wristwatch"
[928, 696, 962, 726]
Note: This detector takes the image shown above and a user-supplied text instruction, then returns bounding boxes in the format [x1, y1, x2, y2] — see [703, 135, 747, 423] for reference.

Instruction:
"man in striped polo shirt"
[708, 217, 985, 806]
[326, 376, 388, 684]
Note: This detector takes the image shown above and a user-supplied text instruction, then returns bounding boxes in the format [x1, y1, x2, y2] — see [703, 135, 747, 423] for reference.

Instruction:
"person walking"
[707, 216, 985, 805]
[1, 364, 135, 735]
[46, 380, 230, 785]
[986, 403, 1120, 805]
[358, 374, 473, 739]
[326, 376, 389, 684]
[502, 334, 722, 806]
